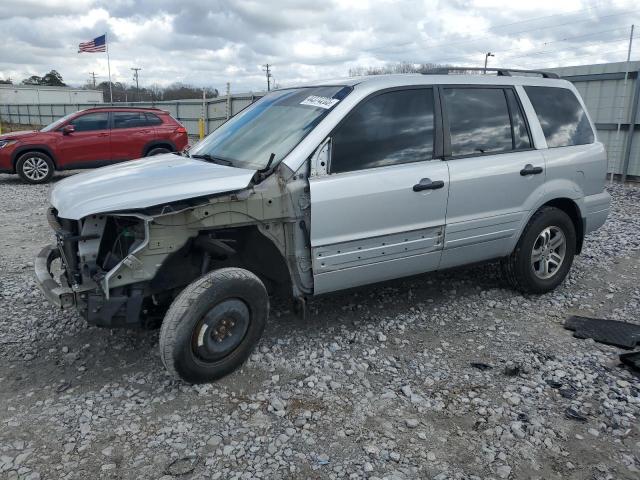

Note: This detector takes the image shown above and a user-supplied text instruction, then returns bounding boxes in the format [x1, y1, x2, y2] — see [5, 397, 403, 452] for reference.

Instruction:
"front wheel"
[16, 152, 54, 184]
[502, 206, 576, 294]
[159, 268, 269, 383]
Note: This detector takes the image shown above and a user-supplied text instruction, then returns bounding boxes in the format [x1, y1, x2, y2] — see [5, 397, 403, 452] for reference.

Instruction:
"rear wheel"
[502, 206, 576, 294]
[159, 268, 269, 383]
[16, 152, 54, 184]
[146, 147, 171, 156]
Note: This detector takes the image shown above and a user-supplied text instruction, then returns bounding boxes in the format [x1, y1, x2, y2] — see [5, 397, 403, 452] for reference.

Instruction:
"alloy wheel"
[531, 226, 566, 279]
[22, 157, 50, 181]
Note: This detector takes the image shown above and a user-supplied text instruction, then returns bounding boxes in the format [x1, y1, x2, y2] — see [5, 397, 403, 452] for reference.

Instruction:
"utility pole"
[89, 72, 97, 89]
[483, 52, 494, 74]
[131, 67, 142, 101]
[611, 24, 635, 184]
[262, 63, 272, 91]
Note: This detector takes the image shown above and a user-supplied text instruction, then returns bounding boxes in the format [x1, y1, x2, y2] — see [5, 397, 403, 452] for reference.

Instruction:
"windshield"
[189, 85, 351, 170]
[40, 112, 76, 132]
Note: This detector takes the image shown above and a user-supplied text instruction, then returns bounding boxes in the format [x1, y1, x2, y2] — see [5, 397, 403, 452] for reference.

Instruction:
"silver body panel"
[309, 161, 449, 294]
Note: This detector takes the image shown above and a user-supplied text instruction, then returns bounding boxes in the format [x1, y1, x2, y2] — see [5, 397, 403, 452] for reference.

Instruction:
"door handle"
[413, 178, 445, 192]
[520, 164, 543, 176]
[97, 133, 109, 137]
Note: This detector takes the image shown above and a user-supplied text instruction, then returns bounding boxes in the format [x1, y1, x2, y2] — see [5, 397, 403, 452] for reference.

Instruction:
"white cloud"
[0, 0, 638, 92]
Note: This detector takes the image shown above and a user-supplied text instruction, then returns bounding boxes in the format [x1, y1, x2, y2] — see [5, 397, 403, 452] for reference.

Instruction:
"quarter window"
[443, 88, 514, 156]
[70, 112, 108, 132]
[524, 86, 594, 147]
[330, 89, 435, 173]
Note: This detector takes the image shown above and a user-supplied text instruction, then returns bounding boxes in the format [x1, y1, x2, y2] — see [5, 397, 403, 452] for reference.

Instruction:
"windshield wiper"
[191, 153, 233, 166]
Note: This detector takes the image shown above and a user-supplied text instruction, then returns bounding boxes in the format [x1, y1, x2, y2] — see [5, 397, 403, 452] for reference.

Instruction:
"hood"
[50, 153, 257, 220]
[0, 130, 38, 141]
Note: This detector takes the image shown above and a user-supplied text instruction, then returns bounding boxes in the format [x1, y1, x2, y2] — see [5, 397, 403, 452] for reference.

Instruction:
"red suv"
[0, 107, 188, 183]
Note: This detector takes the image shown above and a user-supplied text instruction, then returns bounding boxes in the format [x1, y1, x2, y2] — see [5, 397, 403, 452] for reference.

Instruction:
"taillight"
[175, 126, 187, 134]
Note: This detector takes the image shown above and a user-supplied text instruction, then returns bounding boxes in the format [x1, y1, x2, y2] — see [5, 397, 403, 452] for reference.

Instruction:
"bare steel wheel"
[16, 151, 54, 184]
[531, 226, 566, 279]
[159, 268, 268, 383]
[191, 299, 251, 362]
[502, 206, 576, 294]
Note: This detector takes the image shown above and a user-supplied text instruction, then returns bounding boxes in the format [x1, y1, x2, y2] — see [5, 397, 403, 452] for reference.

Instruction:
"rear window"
[524, 86, 594, 147]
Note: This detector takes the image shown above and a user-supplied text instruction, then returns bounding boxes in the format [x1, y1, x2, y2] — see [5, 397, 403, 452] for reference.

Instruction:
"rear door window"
[443, 88, 514, 156]
[71, 112, 109, 132]
[330, 88, 435, 173]
[113, 112, 149, 129]
[145, 113, 163, 125]
[505, 89, 532, 150]
[523, 86, 594, 147]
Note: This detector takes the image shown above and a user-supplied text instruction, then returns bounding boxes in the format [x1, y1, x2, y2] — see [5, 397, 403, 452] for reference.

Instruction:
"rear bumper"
[582, 190, 611, 234]
[34, 244, 76, 309]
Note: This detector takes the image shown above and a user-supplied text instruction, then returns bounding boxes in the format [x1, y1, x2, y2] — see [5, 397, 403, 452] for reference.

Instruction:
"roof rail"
[422, 67, 560, 79]
[83, 105, 164, 111]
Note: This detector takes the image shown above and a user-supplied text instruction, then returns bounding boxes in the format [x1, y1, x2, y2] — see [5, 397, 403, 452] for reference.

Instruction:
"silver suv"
[36, 68, 611, 383]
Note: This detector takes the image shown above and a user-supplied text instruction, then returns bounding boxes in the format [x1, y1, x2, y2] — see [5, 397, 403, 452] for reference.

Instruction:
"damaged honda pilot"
[36, 69, 611, 383]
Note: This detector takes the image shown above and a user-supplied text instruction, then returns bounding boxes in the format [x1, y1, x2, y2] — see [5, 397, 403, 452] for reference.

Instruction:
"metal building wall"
[546, 61, 640, 179]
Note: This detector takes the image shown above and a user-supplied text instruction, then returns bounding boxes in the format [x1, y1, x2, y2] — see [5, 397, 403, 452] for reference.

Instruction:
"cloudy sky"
[0, 0, 639, 93]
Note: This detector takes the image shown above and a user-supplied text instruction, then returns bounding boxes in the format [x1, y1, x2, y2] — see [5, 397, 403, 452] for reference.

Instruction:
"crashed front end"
[36, 207, 152, 327]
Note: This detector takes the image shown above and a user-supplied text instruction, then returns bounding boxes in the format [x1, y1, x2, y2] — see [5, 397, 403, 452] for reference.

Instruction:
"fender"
[141, 139, 177, 157]
[507, 177, 585, 254]
[10, 144, 59, 170]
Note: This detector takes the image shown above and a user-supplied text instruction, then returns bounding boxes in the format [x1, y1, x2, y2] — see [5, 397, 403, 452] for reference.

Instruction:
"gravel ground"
[0, 172, 639, 480]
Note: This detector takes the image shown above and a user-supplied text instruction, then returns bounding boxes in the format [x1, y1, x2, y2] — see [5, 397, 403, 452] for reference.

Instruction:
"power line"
[503, 35, 639, 61]
[366, 8, 640, 55]
[493, 26, 633, 55]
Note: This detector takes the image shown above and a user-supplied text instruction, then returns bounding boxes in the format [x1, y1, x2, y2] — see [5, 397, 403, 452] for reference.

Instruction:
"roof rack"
[83, 105, 165, 111]
[422, 67, 560, 79]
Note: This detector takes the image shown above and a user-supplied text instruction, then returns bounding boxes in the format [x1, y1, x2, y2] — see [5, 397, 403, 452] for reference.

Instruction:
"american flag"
[78, 34, 106, 53]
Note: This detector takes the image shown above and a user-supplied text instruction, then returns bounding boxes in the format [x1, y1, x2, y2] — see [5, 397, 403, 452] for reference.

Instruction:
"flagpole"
[106, 32, 113, 104]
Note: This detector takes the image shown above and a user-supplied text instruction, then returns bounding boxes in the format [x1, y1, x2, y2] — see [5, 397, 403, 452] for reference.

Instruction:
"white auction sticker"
[300, 95, 339, 109]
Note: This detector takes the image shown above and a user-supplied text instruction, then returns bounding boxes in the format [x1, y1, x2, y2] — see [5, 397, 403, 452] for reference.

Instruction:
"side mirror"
[62, 125, 75, 135]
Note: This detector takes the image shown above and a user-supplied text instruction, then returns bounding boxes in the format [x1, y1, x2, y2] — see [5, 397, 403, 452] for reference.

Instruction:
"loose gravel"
[0, 173, 639, 480]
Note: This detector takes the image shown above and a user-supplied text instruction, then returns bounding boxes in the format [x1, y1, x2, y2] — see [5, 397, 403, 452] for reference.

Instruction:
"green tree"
[21, 70, 66, 86]
[41, 70, 66, 86]
[0, 78, 12, 84]
[22, 75, 42, 85]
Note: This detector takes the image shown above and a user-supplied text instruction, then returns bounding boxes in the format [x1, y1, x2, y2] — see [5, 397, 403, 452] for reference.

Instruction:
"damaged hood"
[50, 153, 256, 219]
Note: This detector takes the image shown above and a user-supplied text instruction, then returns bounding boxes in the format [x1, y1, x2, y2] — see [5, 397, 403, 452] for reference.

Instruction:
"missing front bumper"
[34, 244, 76, 309]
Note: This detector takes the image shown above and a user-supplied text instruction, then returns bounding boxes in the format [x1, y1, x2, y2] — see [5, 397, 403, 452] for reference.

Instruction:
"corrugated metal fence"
[0, 93, 265, 140]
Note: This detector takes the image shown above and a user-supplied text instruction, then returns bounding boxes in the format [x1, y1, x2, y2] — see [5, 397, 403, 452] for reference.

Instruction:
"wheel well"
[12, 148, 57, 171]
[143, 142, 174, 156]
[149, 225, 292, 298]
[541, 198, 584, 254]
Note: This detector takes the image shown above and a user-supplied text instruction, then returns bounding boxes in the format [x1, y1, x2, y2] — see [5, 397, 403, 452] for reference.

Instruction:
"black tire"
[502, 206, 576, 294]
[146, 147, 171, 156]
[16, 152, 54, 184]
[159, 267, 269, 383]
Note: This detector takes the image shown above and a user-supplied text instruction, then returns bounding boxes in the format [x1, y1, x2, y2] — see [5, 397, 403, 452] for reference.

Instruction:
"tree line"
[348, 62, 451, 76]
[0, 70, 220, 101]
